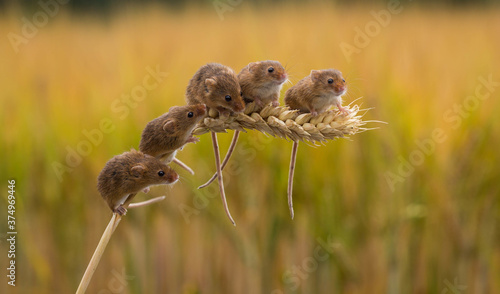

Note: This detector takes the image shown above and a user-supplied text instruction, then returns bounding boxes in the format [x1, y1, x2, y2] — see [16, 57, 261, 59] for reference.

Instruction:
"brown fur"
[97, 149, 178, 213]
[238, 60, 287, 107]
[284, 69, 347, 115]
[186, 63, 244, 115]
[139, 104, 206, 162]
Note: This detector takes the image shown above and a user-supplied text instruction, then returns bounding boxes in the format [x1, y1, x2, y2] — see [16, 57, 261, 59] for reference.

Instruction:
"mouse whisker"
[284, 62, 297, 73]
[284, 76, 297, 85]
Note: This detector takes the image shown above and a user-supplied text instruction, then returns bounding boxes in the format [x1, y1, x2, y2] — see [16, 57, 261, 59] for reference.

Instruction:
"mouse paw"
[311, 111, 318, 116]
[271, 100, 280, 107]
[143, 187, 150, 194]
[217, 108, 231, 119]
[254, 97, 264, 108]
[115, 205, 127, 216]
[186, 136, 200, 144]
[338, 105, 350, 115]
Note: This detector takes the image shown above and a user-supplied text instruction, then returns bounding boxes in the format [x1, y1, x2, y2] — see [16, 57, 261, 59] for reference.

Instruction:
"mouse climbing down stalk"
[97, 149, 179, 215]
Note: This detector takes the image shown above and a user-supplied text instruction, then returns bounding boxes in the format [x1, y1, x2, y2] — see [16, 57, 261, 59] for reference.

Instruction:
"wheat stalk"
[76, 196, 165, 294]
[193, 100, 377, 143]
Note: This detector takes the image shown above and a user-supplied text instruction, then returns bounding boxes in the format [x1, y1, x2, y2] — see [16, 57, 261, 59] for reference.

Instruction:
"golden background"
[1, 2, 499, 293]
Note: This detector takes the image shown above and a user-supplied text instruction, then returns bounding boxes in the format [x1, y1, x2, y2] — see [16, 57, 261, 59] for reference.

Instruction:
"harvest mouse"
[97, 149, 179, 215]
[238, 60, 288, 107]
[198, 60, 288, 190]
[284, 69, 348, 115]
[185, 63, 245, 116]
[284, 69, 348, 219]
[185, 63, 245, 225]
[139, 104, 207, 164]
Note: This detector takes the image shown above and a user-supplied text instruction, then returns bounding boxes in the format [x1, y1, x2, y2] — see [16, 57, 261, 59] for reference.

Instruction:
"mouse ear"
[248, 62, 260, 73]
[131, 164, 145, 178]
[205, 78, 217, 91]
[168, 106, 180, 112]
[310, 70, 321, 83]
[162, 119, 177, 134]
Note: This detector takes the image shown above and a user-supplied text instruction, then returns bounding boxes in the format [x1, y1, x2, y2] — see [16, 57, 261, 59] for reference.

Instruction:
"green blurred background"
[1, 0, 499, 293]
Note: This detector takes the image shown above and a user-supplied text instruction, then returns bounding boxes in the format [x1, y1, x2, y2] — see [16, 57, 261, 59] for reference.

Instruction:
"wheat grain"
[192, 101, 376, 143]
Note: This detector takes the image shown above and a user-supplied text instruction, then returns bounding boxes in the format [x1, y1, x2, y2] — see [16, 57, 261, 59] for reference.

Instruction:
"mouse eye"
[187, 112, 194, 118]
[268, 67, 274, 73]
[328, 78, 334, 84]
[240, 91, 243, 96]
[158, 171, 165, 177]
[225, 95, 232, 102]
[342, 79, 345, 82]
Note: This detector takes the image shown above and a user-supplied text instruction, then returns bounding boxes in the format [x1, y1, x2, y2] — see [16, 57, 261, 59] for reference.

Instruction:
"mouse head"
[130, 152, 179, 186]
[205, 73, 245, 113]
[162, 104, 207, 136]
[310, 69, 347, 96]
[248, 60, 287, 85]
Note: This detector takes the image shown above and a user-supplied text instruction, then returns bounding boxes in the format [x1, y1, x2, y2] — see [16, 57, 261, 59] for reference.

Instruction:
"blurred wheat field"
[1, 3, 500, 294]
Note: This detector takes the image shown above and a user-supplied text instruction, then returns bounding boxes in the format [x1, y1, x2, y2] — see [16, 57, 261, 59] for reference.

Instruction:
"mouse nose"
[234, 101, 245, 113]
[169, 172, 179, 183]
[198, 104, 207, 114]
[337, 85, 346, 93]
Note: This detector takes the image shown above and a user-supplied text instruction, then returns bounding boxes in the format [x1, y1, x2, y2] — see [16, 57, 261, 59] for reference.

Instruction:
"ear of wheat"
[193, 100, 377, 143]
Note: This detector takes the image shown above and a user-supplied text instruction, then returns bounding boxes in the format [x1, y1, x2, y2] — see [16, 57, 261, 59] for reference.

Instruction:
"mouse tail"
[198, 130, 240, 189]
[211, 132, 236, 226]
